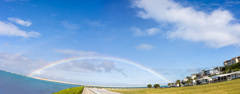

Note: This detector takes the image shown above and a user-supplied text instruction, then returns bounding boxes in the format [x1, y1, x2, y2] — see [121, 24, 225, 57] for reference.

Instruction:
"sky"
[1, 0, 240, 86]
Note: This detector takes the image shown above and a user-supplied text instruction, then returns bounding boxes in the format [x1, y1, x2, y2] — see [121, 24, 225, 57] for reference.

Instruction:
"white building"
[197, 76, 212, 84]
[205, 68, 220, 76]
[211, 71, 240, 82]
[183, 78, 188, 82]
[198, 71, 204, 78]
[190, 74, 197, 79]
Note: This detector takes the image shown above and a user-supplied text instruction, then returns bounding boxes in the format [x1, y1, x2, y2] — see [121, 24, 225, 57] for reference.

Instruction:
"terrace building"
[223, 56, 240, 66]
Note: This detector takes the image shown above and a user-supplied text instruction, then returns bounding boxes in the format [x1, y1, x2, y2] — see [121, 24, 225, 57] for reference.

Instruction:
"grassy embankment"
[111, 78, 240, 94]
[53, 86, 84, 94]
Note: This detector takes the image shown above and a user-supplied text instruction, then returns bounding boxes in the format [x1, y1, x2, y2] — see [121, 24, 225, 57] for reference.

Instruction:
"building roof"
[211, 71, 240, 79]
[224, 60, 231, 62]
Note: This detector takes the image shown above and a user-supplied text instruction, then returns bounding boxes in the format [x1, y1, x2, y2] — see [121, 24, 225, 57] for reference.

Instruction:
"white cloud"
[61, 21, 80, 29]
[133, 0, 240, 48]
[0, 21, 40, 37]
[86, 20, 105, 27]
[8, 18, 32, 26]
[135, 44, 154, 50]
[5, 0, 29, 2]
[5, 0, 15, 1]
[55, 49, 98, 56]
[132, 27, 161, 36]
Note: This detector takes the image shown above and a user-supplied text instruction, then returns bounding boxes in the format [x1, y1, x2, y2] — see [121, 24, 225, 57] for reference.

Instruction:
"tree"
[168, 83, 171, 86]
[194, 77, 197, 80]
[175, 80, 181, 87]
[153, 84, 160, 88]
[181, 80, 185, 85]
[147, 84, 152, 88]
[187, 79, 191, 85]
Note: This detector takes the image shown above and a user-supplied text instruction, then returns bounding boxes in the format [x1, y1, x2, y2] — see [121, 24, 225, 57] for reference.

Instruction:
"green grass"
[110, 78, 240, 94]
[53, 86, 84, 94]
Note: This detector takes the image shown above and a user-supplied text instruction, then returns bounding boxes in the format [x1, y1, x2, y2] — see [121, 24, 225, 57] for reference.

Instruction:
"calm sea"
[0, 70, 81, 94]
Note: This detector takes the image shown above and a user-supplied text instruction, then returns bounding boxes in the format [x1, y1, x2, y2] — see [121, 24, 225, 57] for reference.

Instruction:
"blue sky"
[1, 0, 240, 86]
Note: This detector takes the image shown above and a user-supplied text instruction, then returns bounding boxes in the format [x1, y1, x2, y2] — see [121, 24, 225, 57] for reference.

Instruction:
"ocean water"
[0, 70, 81, 94]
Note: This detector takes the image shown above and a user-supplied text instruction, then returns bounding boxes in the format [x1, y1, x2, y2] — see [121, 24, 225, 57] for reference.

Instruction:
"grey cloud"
[0, 52, 48, 75]
[98, 60, 116, 72]
[50, 60, 128, 77]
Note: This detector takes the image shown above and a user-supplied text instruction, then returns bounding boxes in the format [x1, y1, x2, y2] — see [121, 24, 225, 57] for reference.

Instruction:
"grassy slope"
[53, 86, 84, 94]
[111, 79, 240, 94]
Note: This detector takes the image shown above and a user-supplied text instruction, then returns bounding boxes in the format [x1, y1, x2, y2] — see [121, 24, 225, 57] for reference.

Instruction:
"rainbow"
[28, 56, 172, 83]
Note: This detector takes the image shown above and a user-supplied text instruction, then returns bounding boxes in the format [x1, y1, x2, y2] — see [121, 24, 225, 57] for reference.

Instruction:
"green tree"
[147, 84, 152, 88]
[153, 84, 160, 88]
[168, 83, 171, 86]
[175, 80, 181, 87]
[181, 80, 185, 85]
[194, 77, 197, 80]
[187, 79, 192, 85]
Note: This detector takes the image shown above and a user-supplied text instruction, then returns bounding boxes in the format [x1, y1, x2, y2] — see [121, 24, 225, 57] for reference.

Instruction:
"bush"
[53, 86, 84, 94]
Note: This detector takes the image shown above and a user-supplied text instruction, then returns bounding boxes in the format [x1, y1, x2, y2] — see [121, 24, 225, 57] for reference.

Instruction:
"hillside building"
[223, 56, 240, 66]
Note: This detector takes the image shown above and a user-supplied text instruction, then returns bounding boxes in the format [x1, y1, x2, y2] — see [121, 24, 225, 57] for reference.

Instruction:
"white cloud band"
[133, 0, 240, 48]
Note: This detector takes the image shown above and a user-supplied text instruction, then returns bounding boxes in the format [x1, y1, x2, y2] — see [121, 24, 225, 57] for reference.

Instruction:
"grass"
[110, 78, 240, 94]
[53, 86, 84, 94]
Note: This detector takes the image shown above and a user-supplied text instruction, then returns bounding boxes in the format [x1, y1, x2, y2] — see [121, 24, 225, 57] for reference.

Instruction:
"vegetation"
[110, 78, 240, 94]
[53, 86, 84, 94]
[175, 80, 181, 87]
[153, 84, 160, 88]
[147, 84, 152, 88]
[221, 62, 240, 73]
[168, 83, 171, 86]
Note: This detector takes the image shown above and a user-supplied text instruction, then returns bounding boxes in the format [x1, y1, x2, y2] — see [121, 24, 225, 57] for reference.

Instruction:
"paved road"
[90, 88, 122, 94]
[82, 88, 95, 94]
[82, 87, 122, 94]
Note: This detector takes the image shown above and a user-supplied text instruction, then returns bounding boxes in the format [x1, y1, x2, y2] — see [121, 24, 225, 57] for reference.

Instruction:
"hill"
[110, 78, 240, 94]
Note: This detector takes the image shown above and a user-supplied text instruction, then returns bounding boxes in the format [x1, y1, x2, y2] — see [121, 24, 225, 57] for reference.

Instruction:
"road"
[82, 87, 95, 94]
[82, 87, 122, 94]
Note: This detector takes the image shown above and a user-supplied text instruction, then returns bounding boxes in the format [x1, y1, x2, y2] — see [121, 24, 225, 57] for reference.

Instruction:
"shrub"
[53, 86, 84, 94]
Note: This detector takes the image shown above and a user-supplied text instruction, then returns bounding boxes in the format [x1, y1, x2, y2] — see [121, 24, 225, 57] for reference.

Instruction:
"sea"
[0, 70, 169, 94]
[0, 70, 81, 94]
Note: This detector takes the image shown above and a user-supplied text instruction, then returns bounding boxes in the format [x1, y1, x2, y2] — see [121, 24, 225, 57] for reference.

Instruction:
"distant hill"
[0, 70, 81, 94]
